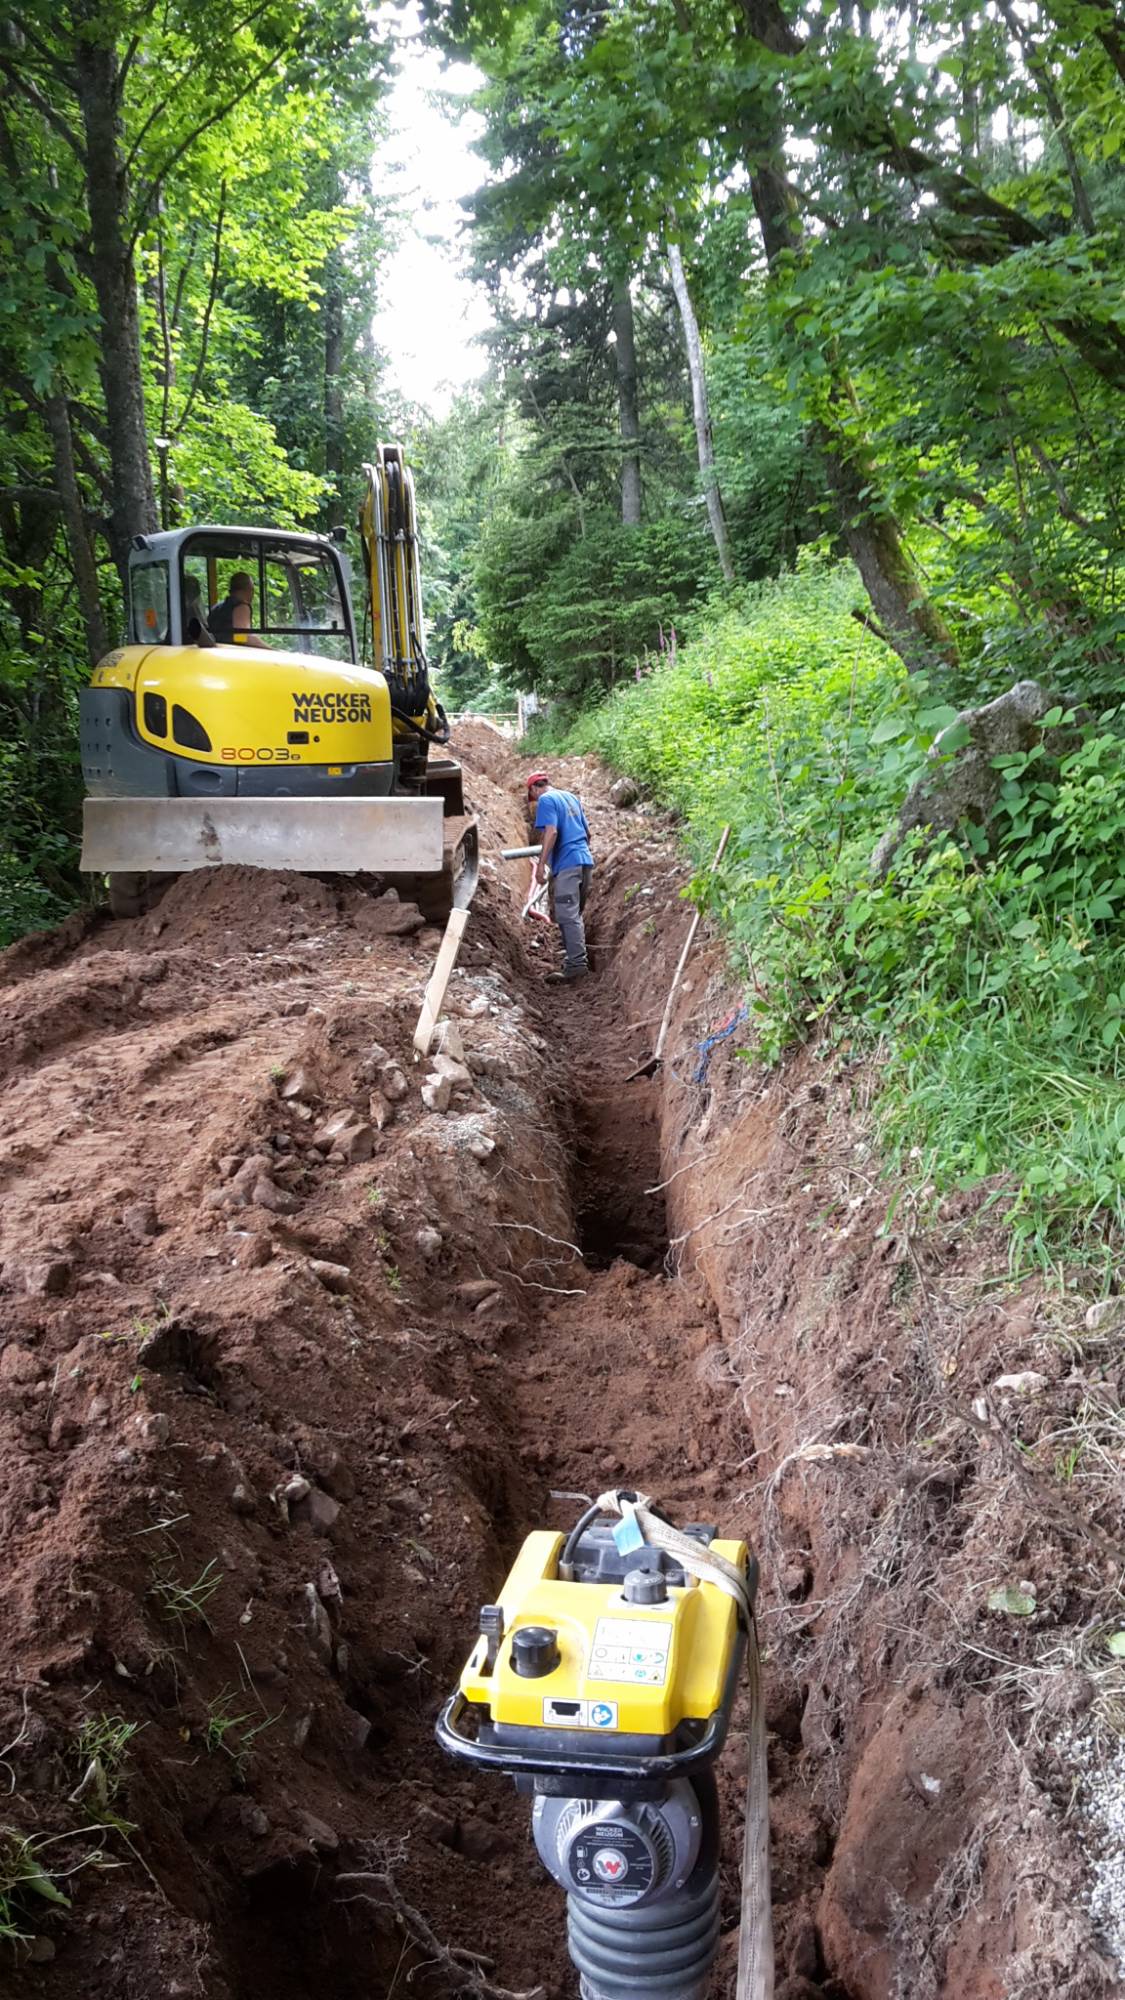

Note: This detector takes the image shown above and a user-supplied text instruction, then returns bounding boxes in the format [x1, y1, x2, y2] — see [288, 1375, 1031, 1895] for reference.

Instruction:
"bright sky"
[372, 7, 493, 417]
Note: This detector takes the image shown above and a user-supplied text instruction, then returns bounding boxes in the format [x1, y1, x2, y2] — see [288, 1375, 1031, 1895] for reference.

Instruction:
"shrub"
[556, 558, 1125, 1264]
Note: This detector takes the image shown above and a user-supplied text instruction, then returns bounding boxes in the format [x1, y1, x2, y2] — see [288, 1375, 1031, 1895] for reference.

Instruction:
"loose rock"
[432, 1053, 473, 1091]
[456, 1278, 502, 1305]
[992, 1370, 1049, 1396]
[23, 1259, 71, 1298]
[368, 1092, 393, 1132]
[312, 1110, 358, 1151]
[380, 1062, 408, 1102]
[329, 1121, 375, 1164]
[231, 1232, 272, 1269]
[291, 1488, 341, 1536]
[309, 1258, 350, 1295]
[435, 1021, 465, 1062]
[279, 1067, 316, 1102]
[421, 1073, 452, 1114]
[295, 1810, 339, 1854]
[251, 1178, 300, 1215]
[303, 1584, 333, 1665]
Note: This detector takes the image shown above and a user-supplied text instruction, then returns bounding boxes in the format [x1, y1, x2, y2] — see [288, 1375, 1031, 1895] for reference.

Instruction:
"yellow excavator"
[79, 445, 478, 921]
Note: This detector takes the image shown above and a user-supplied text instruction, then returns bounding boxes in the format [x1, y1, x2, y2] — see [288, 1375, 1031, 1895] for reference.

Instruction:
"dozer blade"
[82, 795, 446, 877]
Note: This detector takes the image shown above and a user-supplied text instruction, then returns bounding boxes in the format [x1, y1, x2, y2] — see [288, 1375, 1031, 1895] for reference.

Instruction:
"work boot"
[544, 965, 588, 984]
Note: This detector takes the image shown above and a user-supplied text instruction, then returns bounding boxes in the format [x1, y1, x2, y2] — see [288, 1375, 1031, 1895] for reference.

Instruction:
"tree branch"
[6, 10, 76, 84]
[1025, 441, 1111, 543]
[171, 184, 226, 438]
[0, 59, 85, 160]
[117, 30, 143, 103]
[128, 47, 286, 251]
[170, 220, 200, 332]
[732, 0, 1125, 390]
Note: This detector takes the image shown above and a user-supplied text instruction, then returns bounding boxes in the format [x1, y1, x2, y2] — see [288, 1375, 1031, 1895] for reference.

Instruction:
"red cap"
[526, 770, 549, 795]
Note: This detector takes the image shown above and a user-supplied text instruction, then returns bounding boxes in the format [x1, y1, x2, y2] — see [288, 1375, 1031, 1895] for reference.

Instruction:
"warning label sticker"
[540, 1696, 621, 1729]
[588, 1617, 673, 1686]
[589, 1701, 618, 1729]
[542, 1697, 587, 1726]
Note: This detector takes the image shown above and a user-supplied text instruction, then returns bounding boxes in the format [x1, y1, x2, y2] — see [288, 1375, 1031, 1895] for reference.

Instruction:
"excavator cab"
[127, 531, 355, 659]
[80, 446, 477, 919]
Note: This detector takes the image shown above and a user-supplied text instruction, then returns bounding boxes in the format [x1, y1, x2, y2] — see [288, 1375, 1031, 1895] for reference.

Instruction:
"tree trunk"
[748, 150, 955, 672]
[72, 37, 156, 581]
[667, 238, 736, 584]
[814, 420, 953, 669]
[43, 391, 108, 663]
[323, 258, 344, 506]
[611, 275, 642, 527]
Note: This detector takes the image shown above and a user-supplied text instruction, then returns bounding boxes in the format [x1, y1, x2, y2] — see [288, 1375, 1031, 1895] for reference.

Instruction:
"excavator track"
[404, 814, 480, 923]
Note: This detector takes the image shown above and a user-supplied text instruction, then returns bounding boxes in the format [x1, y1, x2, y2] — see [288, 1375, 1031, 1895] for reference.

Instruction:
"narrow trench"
[214, 927, 850, 2000]
[470, 964, 851, 2000]
[573, 1077, 668, 1271]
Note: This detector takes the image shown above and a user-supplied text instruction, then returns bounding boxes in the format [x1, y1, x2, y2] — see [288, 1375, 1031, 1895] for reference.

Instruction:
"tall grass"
[543, 557, 1125, 1266]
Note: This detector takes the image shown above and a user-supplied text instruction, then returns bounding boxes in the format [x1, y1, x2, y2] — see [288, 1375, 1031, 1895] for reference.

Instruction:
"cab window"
[130, 563, 170, 644]
[263, 548, 352, 661]
[179, 538, 353, 660]
[182, 550, 212, 639]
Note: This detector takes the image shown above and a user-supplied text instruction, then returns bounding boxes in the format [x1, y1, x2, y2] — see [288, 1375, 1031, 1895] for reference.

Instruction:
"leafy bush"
[0, 629, 87, 947]
[557, 557, 1125, 1265]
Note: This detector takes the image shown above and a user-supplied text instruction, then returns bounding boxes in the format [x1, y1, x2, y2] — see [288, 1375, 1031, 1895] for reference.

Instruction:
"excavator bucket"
[81, 795, 446, 878]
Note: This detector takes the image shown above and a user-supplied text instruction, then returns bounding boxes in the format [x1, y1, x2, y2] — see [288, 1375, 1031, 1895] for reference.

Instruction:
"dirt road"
[0, 727, 1118, 2000]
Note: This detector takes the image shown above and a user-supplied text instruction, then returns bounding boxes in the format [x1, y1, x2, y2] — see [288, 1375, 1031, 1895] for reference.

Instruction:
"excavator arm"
[360, 445, 450, 748]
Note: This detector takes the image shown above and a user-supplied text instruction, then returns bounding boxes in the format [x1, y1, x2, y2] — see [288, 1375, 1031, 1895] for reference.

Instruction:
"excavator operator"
[209, 570, 266, 648]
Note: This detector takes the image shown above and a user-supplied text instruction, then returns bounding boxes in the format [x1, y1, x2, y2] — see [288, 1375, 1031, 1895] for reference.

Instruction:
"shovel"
[626, 825, 730, 1082]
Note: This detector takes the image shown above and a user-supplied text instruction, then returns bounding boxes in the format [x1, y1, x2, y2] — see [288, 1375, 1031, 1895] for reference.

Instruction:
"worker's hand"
[535, 860, 549, 887]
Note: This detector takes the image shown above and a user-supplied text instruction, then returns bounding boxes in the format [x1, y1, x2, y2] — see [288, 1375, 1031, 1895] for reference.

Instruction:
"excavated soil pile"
[0, 725, 1119, 2000]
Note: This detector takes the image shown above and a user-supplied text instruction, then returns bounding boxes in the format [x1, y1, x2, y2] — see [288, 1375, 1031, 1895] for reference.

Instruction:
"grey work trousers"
[551, 864, 592, 973]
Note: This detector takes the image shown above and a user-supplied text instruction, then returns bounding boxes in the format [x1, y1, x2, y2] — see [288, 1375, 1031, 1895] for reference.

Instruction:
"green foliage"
[202, 1689, 278, 1776]
[0, 625, 89, 945]
[0, 1829, 74, 1943]
[148, 1557, 223, 1636]
[557, 560, 1125, 1264]
[0, 0, 395, 942]
[0, 1823, 113, 1946]
[474, 502, 712, 699]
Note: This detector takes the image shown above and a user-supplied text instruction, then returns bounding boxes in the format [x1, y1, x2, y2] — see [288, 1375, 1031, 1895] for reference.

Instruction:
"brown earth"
[0, 723, 1119, 2000]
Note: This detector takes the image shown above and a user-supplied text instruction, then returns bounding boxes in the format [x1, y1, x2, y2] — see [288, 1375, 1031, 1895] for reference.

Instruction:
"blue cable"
[689, 1003, 749, 1085]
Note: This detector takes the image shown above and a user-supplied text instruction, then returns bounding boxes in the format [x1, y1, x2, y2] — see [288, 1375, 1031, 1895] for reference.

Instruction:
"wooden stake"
[626, 824, 730, 1081]
[413, 907, 470, 1059]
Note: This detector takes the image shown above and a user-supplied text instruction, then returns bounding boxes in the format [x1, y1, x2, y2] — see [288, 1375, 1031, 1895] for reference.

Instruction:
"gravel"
[1064, 1724, 1125, 1971]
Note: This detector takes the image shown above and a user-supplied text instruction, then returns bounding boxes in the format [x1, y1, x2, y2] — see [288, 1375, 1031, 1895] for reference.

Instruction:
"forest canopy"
[2, 0, 1124, 1034]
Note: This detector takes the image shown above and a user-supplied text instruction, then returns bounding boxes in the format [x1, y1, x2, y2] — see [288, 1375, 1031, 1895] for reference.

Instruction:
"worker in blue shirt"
[527, 770, 594, 983]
